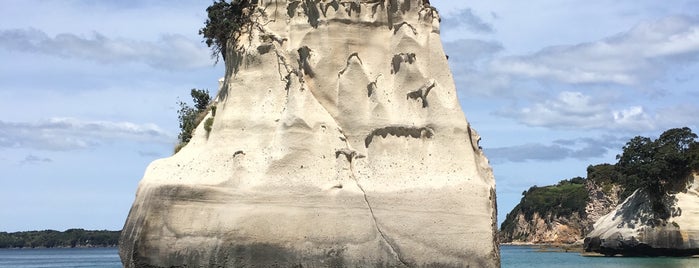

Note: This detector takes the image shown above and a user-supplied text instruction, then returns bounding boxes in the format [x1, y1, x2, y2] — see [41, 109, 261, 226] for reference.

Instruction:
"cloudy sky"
[1, 0, 698, 232]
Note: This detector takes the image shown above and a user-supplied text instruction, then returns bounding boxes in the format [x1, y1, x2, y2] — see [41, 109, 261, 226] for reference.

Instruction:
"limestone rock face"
[584, 175, 699, 256]
[119, 0, 498, 267]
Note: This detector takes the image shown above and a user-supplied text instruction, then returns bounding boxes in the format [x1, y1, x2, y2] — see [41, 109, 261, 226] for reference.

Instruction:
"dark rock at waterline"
[584, 235, 699, 257]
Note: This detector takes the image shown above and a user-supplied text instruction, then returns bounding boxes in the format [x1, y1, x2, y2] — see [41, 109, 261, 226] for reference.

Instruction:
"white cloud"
[486, 135, 627, 163]
[0, 28, 212, 70]
[496, 91, 656, 131]
[0, 118, 173, 151]
[443, 39, 503, 64]
[486, 143, 571, 163]
[441, 8, 494, 33]
[490, 15, 699, 85]
[656, 104, 699, 128]
[443, 39, 511, 97]
[612, 106, 655, 131]
[20, 154, 53, 165]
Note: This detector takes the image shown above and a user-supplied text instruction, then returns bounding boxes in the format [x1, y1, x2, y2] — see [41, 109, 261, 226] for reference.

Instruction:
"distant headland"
[0, 229, 120, 248]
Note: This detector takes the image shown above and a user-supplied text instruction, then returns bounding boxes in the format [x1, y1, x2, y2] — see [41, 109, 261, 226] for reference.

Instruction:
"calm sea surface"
[0, 248, 120, 268]
[501, 245, 699, 268]
[1, 245, 699, 267]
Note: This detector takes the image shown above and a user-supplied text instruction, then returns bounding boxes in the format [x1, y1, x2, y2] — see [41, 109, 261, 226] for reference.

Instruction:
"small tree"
[176, 89, 212, 147]
[204, 117, 215, 134]
[199, 0, 257, 63]
[177, 101, 198, 144]
[616, 136, 655, 198]
[190, 88, 211, 111]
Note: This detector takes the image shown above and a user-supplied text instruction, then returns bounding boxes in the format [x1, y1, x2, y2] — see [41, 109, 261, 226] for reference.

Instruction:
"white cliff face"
[584, 174, 699, 256]
[120, 0, 498, 267]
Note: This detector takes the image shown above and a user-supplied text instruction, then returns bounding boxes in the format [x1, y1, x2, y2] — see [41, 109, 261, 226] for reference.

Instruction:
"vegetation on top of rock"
[175, 88, 212, 153]
[586, 163, 621, 195]
[0, 229, 120, 248]
[615, 127, 699, 218]
[204, 105, 218, 135]
[500, 127, 699, 239]
[199, 0, 258, 63]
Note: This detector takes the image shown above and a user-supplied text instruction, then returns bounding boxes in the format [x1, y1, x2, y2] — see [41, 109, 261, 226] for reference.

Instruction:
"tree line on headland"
[0, 229, 120, 248]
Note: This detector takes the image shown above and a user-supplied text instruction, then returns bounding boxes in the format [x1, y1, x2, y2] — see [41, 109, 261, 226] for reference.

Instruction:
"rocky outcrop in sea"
[584, 174, 699, 256]
[119, 0, 498, 267]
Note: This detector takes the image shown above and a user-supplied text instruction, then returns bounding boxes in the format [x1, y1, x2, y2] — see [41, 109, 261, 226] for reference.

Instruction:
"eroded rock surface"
[499, 179, 620, 245]
[120, 0, 498, 267]
[584, 175, 699, 256]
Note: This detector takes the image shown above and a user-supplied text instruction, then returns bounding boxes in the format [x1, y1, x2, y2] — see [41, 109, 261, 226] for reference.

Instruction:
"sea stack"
[119, 0, 498, 267]
[584, 174, 699, 256]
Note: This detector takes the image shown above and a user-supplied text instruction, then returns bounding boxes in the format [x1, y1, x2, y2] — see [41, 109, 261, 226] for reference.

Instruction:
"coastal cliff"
[499, 177, 620, 244]
[119, 0, 499, 267]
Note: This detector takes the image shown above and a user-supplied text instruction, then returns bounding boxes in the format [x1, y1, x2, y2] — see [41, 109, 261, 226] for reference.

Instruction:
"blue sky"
[1, 0, 698, 232]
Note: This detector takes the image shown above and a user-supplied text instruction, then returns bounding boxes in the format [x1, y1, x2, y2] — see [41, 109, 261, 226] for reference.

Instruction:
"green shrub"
[190, 88, 211, 111]
[177, 101, 198, 144]
[176, 89, 212, 145]
[174, 142, 187, 154]
[204, 117, 214, 134]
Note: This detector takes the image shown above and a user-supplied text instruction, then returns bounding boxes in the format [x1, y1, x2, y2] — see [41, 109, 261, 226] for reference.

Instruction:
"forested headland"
[0, 229, 120, 248]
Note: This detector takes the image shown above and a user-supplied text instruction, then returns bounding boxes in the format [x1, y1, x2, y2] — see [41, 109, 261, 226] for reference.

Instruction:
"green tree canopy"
[177, 89, 211, 144]
[199, 0, 257, 63]
[615, 127, 699, 218]
[617, 127, 698, 194]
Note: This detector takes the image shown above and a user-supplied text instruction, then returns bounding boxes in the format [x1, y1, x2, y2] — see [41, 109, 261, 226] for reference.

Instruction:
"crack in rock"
[353, 172, 410, 267]
[336, 140, 409, 267]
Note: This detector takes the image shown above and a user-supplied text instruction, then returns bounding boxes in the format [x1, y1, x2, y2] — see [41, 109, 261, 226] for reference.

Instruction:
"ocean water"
[1, 245, 699, 267]
[0, 248, 121, 268]
[501, 245, 699, 268]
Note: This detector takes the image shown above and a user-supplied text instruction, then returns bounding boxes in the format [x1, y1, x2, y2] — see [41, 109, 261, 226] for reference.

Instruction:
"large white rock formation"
[584, 174, 699, 256]
[120, 0, 499, 267]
